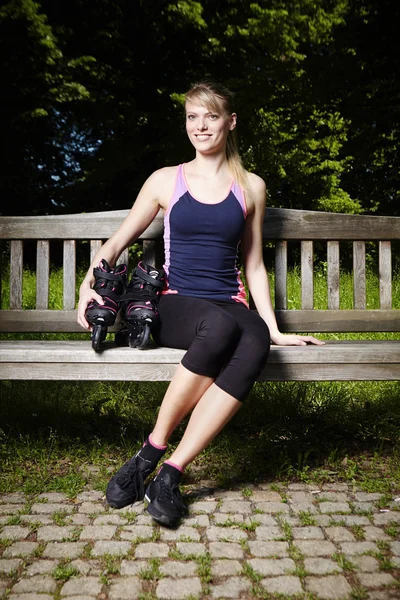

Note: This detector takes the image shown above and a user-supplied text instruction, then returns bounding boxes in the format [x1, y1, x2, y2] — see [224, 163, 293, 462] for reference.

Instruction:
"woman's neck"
[188, 152, 230, 178]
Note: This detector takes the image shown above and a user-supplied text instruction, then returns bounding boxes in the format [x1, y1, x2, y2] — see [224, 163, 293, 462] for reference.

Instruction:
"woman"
[77, 81, 323, 527]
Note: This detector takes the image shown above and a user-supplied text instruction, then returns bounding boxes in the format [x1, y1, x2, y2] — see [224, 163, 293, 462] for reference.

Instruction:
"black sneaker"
[106, 453, 159, 509]
[145, 470, 188, 527]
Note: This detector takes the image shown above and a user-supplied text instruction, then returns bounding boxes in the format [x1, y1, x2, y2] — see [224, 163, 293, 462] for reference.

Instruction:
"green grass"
[0, 266, 399, 496]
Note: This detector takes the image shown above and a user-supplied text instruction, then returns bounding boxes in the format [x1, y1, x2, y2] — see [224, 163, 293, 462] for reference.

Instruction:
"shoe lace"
[116, 458, 145, 497]
[158, 478, 186, 511]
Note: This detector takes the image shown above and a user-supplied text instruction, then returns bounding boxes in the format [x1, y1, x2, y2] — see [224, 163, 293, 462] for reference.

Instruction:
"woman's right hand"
[77, 287, 104, 330]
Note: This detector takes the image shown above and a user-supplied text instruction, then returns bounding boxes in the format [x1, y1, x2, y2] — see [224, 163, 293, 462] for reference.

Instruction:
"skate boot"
[118, 262, 166, 350]
[85, 259, 127, 351]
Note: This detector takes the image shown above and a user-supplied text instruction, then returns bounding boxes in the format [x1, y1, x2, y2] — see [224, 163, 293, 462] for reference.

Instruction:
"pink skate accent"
[148, 433, 167, 450]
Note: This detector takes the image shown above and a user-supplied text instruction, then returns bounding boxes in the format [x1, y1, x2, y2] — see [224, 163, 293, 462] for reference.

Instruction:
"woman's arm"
[242, 175, 323, 346]
[77, 167, 175, 330]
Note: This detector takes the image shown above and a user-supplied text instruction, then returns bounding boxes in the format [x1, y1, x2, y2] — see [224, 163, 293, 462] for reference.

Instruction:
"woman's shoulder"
[148, 165, 180, 186]
[245, 171, 266, 194]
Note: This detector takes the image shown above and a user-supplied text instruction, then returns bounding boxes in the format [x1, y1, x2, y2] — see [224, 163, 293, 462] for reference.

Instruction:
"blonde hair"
[185, 81, 248, 189]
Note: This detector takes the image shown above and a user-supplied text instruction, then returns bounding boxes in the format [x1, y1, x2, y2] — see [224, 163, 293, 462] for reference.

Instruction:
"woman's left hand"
[271, 333, 325, 346]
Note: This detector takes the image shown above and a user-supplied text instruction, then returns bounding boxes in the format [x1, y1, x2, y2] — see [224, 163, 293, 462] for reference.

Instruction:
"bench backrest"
[0, 208, 399, 334]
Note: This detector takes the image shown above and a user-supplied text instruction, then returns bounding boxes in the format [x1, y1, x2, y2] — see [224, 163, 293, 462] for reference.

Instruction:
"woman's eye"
[187, 115, 196, 120]
[209, 114, 218, 120]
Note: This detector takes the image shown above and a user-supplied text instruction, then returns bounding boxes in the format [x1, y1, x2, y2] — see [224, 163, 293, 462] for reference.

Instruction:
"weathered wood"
[327, 241, 340, 309]
[63, 241, 76, 310]
[90, 240, 102, 263]
[2, 209, 400, 241]
[353, 241, 366, 309]
[143, 240, 156, 267]
[301, 241, 313, 309]
[275, 241, 287, 309]
[379, 241, 392, 309]
[36, 241, 50, 310]
[1, 309, 400, 333]
[10, 240, 23, 309]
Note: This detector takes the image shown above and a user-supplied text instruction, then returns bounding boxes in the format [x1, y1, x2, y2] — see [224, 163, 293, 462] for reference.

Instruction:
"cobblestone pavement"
[1, 482, 400, 599]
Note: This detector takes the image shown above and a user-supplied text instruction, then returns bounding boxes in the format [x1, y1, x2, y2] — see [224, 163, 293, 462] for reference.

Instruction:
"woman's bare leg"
[150, 364, 215, 446]
[166, 383, 241, 469]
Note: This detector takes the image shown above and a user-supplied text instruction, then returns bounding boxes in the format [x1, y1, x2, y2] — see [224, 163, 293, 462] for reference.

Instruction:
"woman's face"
[185, 100, 236, 154]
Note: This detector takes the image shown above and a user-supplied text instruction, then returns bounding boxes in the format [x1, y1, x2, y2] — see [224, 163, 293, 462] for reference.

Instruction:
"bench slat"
[2, 209, 400, 241]
[63, 241, 76, 310]
[36, 241, 50, 310]
[90, 240, 103, 263]
[10, 240, 23, 309]
[301, 241, 313, 309]
[379, 241, 392, 309]
[275, 241, 287, 309]
[327, 241, 340, 309]
[1, 309, 399, 333]
[353, 241, 366, 309]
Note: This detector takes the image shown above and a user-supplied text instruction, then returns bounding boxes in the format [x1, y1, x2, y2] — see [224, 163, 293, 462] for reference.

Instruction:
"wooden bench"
[0, 209, 399, 382]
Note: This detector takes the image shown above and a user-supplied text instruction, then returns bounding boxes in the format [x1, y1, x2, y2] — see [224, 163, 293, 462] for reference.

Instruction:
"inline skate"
[117, 262, 166, 349]
[85, 259, 127, 351]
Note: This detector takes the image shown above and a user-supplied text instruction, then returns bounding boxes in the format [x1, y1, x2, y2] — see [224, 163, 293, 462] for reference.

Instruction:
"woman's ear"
[229, 113, 237, 130]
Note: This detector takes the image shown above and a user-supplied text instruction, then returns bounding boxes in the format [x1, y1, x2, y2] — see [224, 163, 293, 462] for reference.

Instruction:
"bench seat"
[1, 340, 399, 382]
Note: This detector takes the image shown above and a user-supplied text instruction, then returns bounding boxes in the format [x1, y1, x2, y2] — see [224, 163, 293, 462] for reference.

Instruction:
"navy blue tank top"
[163, 164, 248, 306]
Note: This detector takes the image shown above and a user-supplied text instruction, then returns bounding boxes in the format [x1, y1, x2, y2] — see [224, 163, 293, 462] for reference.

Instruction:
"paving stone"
[1, 494, 26, 504]
[362, 525, 390, 541]
[188, 501, 217, 514]
[160, 526, 201, 542]
[391, 556, 400, 568]
[324, 526, 356, 542]
[213, 513, 244, 525]
[93, 515, 128, 526]
[60, 576, 103, 596]
[254, 502, 290, 513]
[209, 542, 244, 559]
[37, 492, 68, 503]
[290, 503, 318, 515]
[184, 514, 210, 527]
[0, 526, 30, 540]
[92, 540, 131, 557]
[135, 542, 169, 558]
[313, 515, 333, 526]
[37, 526, 77, 541]
[294, 540, 336, 556]
[304, 558, 342, 575]
[353, 502, 374, 513]
[0, 504, 25, 515]
[250, 491, 282, 502]
[330, 514, 371, 526]
[12, 576, 56, 593]
[21, 515, 54, 525]
[175, 542, 207, 557]
[292, 526, 325, 539]
[318, 502, 351, 514]
[8, 595, 53, 600]
[4, 542, 39, 557]
[76, 491, 104, 502]
[0, 558, 23, 574]
[354, 493, 383, 502]
[135, 514, 154, 525]
[305, 574, 352, 599]
[288, 491, 315, 503]
[156, 577, 202, 599]
[322, 483, 349, 492]
[119, 525, 153, 541]
[120, 560, 148, 575]
[78, 502, 105, 514]
[25, 560, 57, 576]
[346, 555, 379, 572]
[244, 514, 276, 526]
[215, 490, 244, 500]
[339, 541, 378, 555]
[69, 515, 91, 526]
[219, 501, 252, 514]
[79, 525, 116, 540]
[211, 576, 251, 598]
[247, 558, 296, 576]
[0, 581, 8, 598]
[288, 483, 307, 490]
[248, 541, 289, 557]
[159, 561, 198, 577]
[211, 560, 242, 577]
[43, 542, 86, 559]
[206, 526, 247, 542]
[255, 526, 282, 541]
[260, 575, 302, 595]
[319, 492, 349, 502]
[31, 503, 74, 515]
[108, 576, 142, 600]
[357, 572, 397, 588]
[373, 512, 400, 525]
[390, 541, 400, 555]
